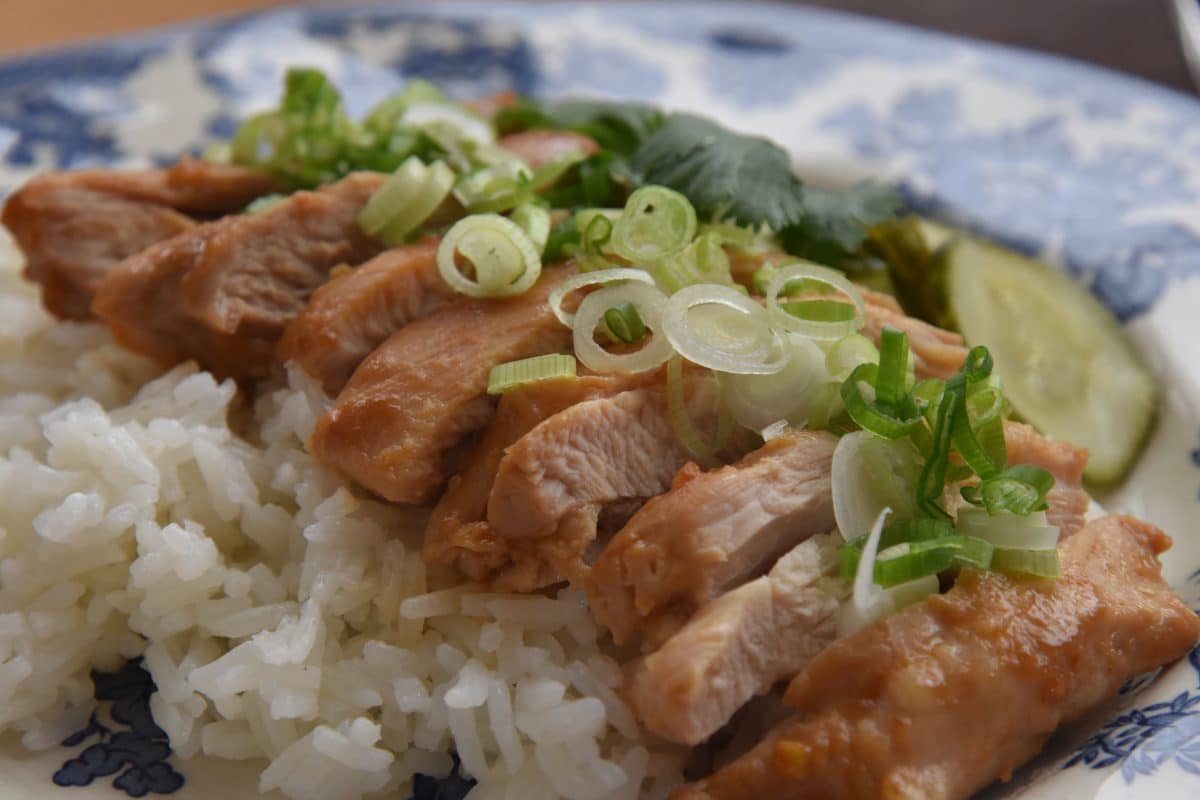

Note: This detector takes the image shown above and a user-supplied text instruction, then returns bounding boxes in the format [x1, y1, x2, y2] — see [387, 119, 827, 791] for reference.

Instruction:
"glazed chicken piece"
[861, 289, 967, 380]
[589, 430, 837, 649]
[484, 381, 721, 592]
[311, 267, 572, 506]
[423, 370, 661, 581]
[2, 158, 278, 319]
[1003, 421, 1091, 536]
[91, 172, 383, 382]
[675, 515, 1200, 800]
[277, 238, 455, 394]
[629, 533, 845, 746]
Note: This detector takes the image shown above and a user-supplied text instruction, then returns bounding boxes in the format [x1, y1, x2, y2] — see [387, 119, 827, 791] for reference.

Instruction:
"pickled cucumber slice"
[937, 235, 1156, 485]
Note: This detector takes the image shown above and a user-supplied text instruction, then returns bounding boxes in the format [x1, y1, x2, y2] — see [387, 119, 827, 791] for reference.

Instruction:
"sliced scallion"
[610, 185, 697, 263]
[486, 354, 577, 395]
[573, 282, 673, 374]
[667, 354, 720, 468]
[437, 213, 542, 298]
[662, 284, 785, 375]
[764, 262, 865, 341]
[990, 547, 1061, 578]
[548, 268, 655, 327]
[603, 302, 647, 344]
[510, 204, 551, 255]
[358, 157, 456, 244]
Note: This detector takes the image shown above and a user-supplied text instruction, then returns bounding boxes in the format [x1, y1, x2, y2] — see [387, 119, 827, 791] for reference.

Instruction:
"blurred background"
[1, 0, 1198, 93]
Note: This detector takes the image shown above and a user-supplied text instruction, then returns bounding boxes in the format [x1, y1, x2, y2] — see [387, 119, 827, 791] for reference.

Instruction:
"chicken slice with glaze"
[277, 237, 456, 394]
[484, 379, 721, 591]
[2, 158, 278, 320]
[675, 515, 1200, 800]
[629, 532, 846, 746]
[92, 172, 383, 381]
[311, 267, 572, 506]
[423, 370, 661, 581]
[589, 430, 837, 649]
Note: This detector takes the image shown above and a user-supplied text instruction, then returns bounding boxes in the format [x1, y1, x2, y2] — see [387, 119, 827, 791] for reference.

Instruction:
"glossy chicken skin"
[92, 172, 382, 381]
[311, 267, 572, 506]
[2, 158, 278, 319]
[423, 371, 660, 581]
[278, 238, 455, 394]
[675, 515, 1200, 800]
[589, 430, 837, 649]
[861, 289, 968, 380]
[629, 533, 845, 745]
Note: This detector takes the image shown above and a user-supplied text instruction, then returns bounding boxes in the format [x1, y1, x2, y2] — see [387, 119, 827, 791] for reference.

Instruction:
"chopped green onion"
[667, 355, 720, 468]
[363, 79, 446, 135]
[575, 209, 619, 272]
[956, 508, 1060, 550]
[764, 262, 865, 341]
[961, 464, 1055, 516]
[841, 532, 993, 585]
[719, 334, 829, 432]
[916, 388, 958, 521]
[453, 160, 533, 213]
[603, 302, 647, 344]
[573, 282, 673, 374]
[548, 268, 655, 327]
[357, 158, 455, 245]
[437, 213, 542, 298]
[510, 204, 551, 255]
[401, 101, 495, 146]
[831, 432, 923, 541]
[825, 334, 879, 381]
[874, 328, 909, 409]
[529, 150, 589, 192]
[699, 222, 758, 249]
[990, 547, 1061, 578]
[751, 264, 778, 297]
[486, 354, 577, 395]
[840, 364, 923, 439]
[543, 216, 580, 264]
[611, 186, 697, 263]
[662, 284, 785, 375]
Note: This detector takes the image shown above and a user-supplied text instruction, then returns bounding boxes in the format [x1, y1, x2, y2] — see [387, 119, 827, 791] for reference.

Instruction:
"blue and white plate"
[1, 2, 1198, 798]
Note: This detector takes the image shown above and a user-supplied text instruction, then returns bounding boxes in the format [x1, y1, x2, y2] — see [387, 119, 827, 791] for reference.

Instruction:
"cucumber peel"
[928, 232, 1156, 485]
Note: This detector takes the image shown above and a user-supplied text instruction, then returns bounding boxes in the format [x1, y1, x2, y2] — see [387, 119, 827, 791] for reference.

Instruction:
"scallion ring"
[765, 262, 865, 340]
[437, 213, 542, 298]
[667, 355, 720, 469]
[610, 185, 697, 263]
[547, 268, 656, 327]
[486, 354, 577, 395]
[358, 157, 455, 244]
[662, 284, 786, 375]
[510, 204, 551, 255]
[573, 282, 673, 374]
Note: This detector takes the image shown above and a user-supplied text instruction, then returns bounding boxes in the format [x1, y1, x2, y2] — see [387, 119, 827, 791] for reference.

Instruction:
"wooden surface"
[0, 0, 1195, 93]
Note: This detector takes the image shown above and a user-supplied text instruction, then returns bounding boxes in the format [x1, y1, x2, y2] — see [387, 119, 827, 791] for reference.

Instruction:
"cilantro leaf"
[780, 183, 903, 266]
[494, 99, 664, 155]
[626, 113, 806, 230]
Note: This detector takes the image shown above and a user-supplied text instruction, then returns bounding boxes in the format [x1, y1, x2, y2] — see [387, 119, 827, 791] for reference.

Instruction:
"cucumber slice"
[937, 235, 1156, 485]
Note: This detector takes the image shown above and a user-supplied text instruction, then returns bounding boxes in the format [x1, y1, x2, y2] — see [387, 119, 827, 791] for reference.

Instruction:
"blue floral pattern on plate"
[0, 3, 1197, 799]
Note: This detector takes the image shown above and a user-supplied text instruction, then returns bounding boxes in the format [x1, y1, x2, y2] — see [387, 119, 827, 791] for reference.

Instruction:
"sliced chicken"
[1003, 420, 1090, 536]
[862, 289, 967, 380]
[92, 172, 383, 382]
[675, 515, 1200, 800]
[484, 381, 720, 592]
[498, 130, 599, 168]
[277, 237, 455, 394]
[589, 430, 837, 648]
[424, 370, 660, 581]
[2, 158, 278, 319]
[629, 533, 845, 746]
[311, 267, 572, 506]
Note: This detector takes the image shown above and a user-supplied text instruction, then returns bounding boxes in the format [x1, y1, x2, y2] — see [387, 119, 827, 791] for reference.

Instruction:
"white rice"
[0, 232, 684, 799]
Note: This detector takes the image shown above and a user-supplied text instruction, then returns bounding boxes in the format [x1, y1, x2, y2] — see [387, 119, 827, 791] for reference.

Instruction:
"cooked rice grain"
[0, 232, 683, 799]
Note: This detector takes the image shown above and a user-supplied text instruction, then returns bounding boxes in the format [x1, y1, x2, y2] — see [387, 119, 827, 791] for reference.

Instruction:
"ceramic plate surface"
[1, 2, 1199, 798]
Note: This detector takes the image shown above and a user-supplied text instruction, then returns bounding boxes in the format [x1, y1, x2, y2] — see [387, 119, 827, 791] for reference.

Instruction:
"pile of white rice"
[0, 233, 684, 799]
